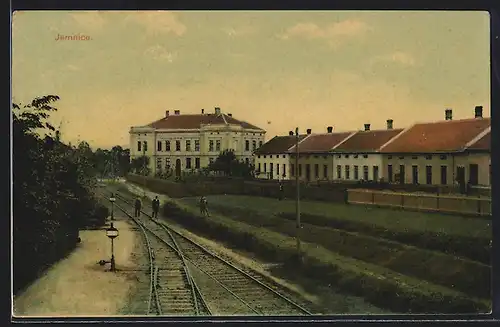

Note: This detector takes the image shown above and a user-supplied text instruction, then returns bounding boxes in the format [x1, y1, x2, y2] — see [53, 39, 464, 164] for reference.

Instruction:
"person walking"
[152, 196, 160, 218]
[199, 196, 210, 217]
[278, 181, 284, 201]
[134, 197, 142, 217]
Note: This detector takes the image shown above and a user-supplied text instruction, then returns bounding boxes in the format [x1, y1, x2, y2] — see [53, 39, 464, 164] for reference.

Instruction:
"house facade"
[253, 132, 309, 180]
[379, 107, 491, 186]
[129, 107, 266, 176]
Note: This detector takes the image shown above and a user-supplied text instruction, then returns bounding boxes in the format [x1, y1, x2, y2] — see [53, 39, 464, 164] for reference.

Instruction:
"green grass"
[194, 195, 491, 239]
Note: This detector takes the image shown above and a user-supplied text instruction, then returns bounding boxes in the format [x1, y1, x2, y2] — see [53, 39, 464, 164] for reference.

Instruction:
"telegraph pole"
[295, 127, 302, 262]
[143, 141, 147, 198]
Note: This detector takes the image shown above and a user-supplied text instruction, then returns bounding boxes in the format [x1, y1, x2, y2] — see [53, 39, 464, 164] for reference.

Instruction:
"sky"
[11, 10, 491, 149]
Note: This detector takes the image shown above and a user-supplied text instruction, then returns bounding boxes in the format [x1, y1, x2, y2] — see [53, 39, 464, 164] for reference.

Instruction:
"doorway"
[399, 165, 405, 184]
[305, 164, 311, 181]
[469, 164, 479, 185]
[175, 159, 181, 177]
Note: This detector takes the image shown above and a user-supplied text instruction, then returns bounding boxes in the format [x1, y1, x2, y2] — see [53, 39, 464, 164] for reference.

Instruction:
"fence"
[347, 189, 492, 217]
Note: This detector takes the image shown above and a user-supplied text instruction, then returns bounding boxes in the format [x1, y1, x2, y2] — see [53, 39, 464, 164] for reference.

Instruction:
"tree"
[130, 155, 150, 175]
[207, 150, 254, 178]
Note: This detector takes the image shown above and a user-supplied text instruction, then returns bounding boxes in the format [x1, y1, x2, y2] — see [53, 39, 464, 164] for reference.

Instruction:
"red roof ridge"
[330, 131, 358, 150]
[464, 126, 491, 150]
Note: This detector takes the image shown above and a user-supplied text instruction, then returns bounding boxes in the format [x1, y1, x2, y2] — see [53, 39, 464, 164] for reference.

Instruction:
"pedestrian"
[278, 181, 284, 201]
[134, 197, 142, 217]
[199, 196, 210, 217]
[152, 196, 160, 218]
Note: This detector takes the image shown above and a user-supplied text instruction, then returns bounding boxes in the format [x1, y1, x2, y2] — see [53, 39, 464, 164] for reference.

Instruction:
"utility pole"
[295, 127, 301, 263]
[143, 141, 147, 198]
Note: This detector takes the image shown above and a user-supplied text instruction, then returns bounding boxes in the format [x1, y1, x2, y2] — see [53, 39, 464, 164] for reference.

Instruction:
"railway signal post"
[106, 223, 119, 272]
[109, 193, 116, 221]
[295, 127, 302, 263]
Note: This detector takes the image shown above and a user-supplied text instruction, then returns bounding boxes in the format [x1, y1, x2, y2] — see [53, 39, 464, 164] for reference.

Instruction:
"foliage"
[13, 95, 108, 294]
[130, 155, 150, 176]
[93, 145, 130, 178]
[207, 149, 254, 178]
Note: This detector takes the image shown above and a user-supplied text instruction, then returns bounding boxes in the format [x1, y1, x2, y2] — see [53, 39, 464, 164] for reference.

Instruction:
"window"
[388, 165, 393, 182]
[323, 165, 328, 179]
[157, 141, 162, 151]
[388, 155, 393, 159]
[258, 163, 261, 172]
[166, 157, 171, 170]
[252, 140, 256, 151]
[345, 165, 350, 179]
[354, 155, 359, 159]
[156, 157, 162, 170]
[270, 163, 274, 178]
[143, 141, 148, 152]
[354, 166, 359, 180]
[426, 165, 432, 184]
[195, 158, 200, 169]
[264, 163, 267, 173]
[283, 164, 286, 177]
[209, 157, 214, 164]
[411, 156, 418, 160]
[270, 155, 273, 158]
[264, 155, 267, 158]
[399, 165, 405, 184]
[314, 164, 319, 178]
[186, 140, 191, 152]
[412, 165, 418, 184]
[137, 141, 142, 152]
[194, 139, 200, 151]
[245, 140, 250, 151]
[337, 165, 341, 179]
[291, 164, 295, 177]
[175, 140, 181, 151]
[363, 165, 369, 180]
[373, 166, 379, 181]
[440, 165, 447, 185]
[209, 140, 214, 152]
[277, 163, 280, 176]
[425, 155, 432, 160]
[298, 164, 302, 177]
[337, 155, 341, 159]
[440, 155, 447, 160]
[186, 158, 192, 169]
[259, 141, 263, 147]
[345, 155, 349, 158]
[363, 155, 368, 159]
[283, 155, 286, 158]
[398, 156, 404, 160]
[216, 140, 221, 151]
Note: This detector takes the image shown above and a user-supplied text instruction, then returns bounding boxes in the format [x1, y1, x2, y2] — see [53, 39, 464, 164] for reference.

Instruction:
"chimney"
[165, 110, 170, 117]
[228, 113, 232, 117]
[364, 123, 371, 131]
[215, 107, 221, 115]
[289, 131, 294, 136]
[306, 128, 312, 135]
[445, 109, 452, 121]
[174, 110, 180, 115]
[327, 126, 333, 133]
[201, 108, 205, 114]
[386, 119, 393, 130]
[475, 106, 483, 118]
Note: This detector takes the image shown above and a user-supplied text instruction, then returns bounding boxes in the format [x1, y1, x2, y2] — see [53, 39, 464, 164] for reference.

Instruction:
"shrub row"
[277, 212, 491, 265]
[161, 200, 489, 313]
[205, 203, 490, 299]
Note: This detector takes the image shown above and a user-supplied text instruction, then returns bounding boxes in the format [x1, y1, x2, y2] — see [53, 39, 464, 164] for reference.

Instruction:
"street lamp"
[295, 127, 302, 262]
[109, 193, 116, 221]
[106, 222, 119, 272]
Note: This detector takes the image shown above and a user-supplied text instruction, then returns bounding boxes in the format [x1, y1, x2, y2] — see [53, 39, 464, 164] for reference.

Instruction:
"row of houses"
[254, 106, 491, 187]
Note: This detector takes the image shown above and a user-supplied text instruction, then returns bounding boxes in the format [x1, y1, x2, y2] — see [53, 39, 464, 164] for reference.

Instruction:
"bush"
[277, 212, 490, 265]
[160, 200, 489, 313]
[207, 204, 490, 299]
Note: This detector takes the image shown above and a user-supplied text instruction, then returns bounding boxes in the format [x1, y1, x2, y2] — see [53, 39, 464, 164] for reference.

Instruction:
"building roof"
[467, 129, 491, 151]
[255, 135, 308, 154]
[288, 132, 354, 153]
[146, 113, 265, 131]
[333, 128, 404, 152]
[380, 118, 491, 153]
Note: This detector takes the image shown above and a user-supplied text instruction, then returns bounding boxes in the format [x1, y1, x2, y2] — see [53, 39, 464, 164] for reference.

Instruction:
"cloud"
[144, 45, 177, 62]
[279, 19, 371, 42]
[69, 11, 107, 32]
[370, 51, 417, 66]
[125, 11, 186, 36]
[223, 25, 257, 37]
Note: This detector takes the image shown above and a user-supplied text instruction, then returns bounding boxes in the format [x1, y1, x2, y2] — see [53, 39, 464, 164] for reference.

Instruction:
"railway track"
[109, 187, 314, 316]
[98, 191, 211, 316]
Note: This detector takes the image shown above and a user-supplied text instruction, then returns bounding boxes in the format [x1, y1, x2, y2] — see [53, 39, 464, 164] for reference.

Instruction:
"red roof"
[380, 118, 491, 153]
[288, 132, 353, 153]
[467, 129, 490, 151]
[255, 135, 308, 154]
[333, 129, 404, 152]
[146, 113, 264, 131]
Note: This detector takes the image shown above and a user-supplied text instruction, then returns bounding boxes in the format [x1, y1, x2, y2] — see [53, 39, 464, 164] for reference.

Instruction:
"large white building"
[129, 107, 266, 177]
